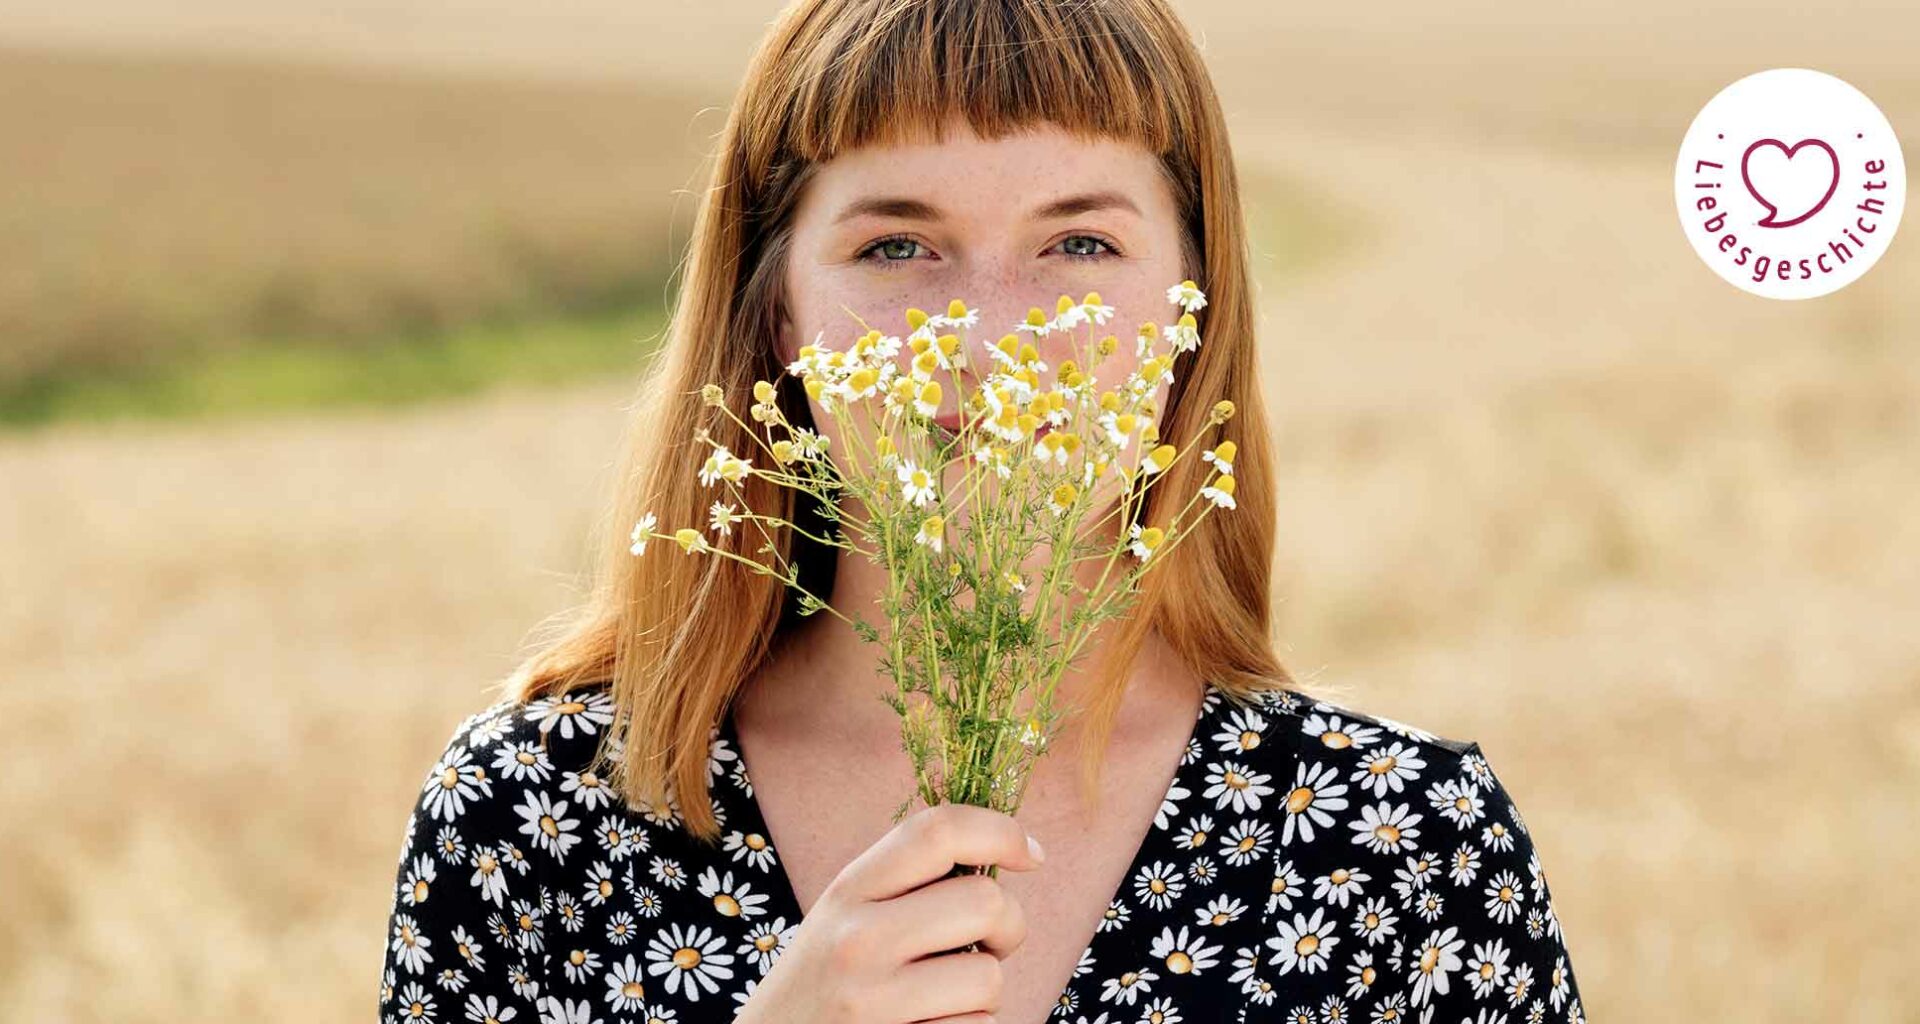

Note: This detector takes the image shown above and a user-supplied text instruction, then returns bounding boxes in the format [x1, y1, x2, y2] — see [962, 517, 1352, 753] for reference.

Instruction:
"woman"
[377, 2, 1588, 1022]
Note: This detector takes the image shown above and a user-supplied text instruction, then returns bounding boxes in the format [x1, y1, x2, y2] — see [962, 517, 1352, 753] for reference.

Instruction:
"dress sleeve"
[1391, 740, 1588, 1023]
[376, 701, 550, 1024]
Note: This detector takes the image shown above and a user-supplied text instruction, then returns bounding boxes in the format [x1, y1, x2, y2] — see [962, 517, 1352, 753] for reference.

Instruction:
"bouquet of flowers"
[629, 279, 1236, 875]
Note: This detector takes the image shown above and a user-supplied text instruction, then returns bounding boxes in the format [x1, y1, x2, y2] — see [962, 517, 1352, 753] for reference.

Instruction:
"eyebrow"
[831, 189, 1141, 225]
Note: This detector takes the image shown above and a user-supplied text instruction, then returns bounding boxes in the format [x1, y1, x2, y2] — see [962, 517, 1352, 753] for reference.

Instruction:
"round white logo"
[1674, 67, 1905, 299]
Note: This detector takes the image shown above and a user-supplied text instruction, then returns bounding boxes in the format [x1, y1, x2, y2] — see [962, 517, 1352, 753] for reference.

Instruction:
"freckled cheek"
[788, 253, 920, 327]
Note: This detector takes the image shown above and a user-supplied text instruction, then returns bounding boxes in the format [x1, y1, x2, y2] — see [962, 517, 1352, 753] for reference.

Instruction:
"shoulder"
[446, 682, 620, 767]
[1193, 681, 1539, 844]
[1204, 682, 1480, 768]
[1197, 685, 1585, 1014]
[398, 682, 625, 867]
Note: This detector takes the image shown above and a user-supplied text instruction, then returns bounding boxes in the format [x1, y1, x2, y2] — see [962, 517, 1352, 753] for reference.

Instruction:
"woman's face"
[775, 115, 1192, 520]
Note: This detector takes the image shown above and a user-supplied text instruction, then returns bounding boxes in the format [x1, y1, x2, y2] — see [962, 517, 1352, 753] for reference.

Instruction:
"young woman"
[376, 2, 1588, 1022]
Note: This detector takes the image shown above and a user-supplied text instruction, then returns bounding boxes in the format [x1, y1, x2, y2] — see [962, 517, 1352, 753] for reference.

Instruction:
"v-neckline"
[715, 681, 1221, 1014]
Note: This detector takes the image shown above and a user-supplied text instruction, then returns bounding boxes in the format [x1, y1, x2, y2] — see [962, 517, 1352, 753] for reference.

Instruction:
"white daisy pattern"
[380, 682, 1585, 1022]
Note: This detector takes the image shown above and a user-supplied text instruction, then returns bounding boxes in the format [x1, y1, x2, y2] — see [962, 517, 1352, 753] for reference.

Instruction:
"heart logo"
[1741, 138, 1839, 228]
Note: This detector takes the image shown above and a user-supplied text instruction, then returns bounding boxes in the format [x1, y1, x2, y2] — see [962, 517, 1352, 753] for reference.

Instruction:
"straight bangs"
[754, 0, 1198, 189]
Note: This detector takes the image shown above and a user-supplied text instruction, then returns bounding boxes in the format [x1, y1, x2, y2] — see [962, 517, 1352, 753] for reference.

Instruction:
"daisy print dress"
[378, 681, 1588, 1024]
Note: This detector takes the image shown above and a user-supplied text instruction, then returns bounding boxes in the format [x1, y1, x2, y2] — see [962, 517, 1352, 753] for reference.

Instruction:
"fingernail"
[1027, 834, 1046, 863]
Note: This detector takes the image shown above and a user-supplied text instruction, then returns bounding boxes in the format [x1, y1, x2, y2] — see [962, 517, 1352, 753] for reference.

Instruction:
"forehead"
[802, 117, 1171, 224]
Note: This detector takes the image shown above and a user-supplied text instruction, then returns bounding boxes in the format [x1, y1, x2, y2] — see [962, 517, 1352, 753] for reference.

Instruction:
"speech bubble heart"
[1741, 138, 1839, 228]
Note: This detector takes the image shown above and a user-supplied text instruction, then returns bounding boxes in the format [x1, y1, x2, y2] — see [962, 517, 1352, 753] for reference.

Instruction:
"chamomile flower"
[872, 434, 901, 471]
[1165, 313, 1203, 354]
[1200, 474, 1238, 510]
[1201, 440, 1236, 475]
[896, 461, 937, 506]
[979, 387, 1035, 444]
[1039, 386, 1076, 426]
[790, 426, 829, 458]
[973, 441, 1013, 480]
[1136, 322, 1162, 359]
[915, 514, 945, 553]
[628, 511, 657, 556]
[1098, 408, 1144, 450]
[708, 502, 739, 536]
[673, 528, 710, 554]
[933, 298, 979, 330]
[908, 333, 964, 375]
[698, 446, 751, 488]
[782, 329, 828, 376]
[1141, 443, 1177, 475]
[984, 333, 1023, 370]
[1167, 279, 1208, 314]
[1131, 354, 1176, 393]
[1052, 293, 1089, 332]
[1034, 429, 1076, 467]
[912, 380, 942, 418]
[1045, 481, 1079, 516]
[1128, 523, 1166, 562]
[904, 307, 940, 344]
[1013, 305, 1054, 338]
[1077, 291, 1116, 325]
[837, 364, 882, 402]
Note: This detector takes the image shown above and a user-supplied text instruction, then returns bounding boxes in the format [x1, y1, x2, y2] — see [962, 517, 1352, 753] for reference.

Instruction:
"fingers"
[973, 875, 1030, 961]
[827, 803, 1045, 907]
[882, 949, 1004, 1022]
[866, 869, 1030, 961]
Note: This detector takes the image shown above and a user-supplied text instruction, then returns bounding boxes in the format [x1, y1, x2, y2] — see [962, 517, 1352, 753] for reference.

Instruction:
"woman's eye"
[1056, 234, 1122, 260]
[857, 235, 928, 266]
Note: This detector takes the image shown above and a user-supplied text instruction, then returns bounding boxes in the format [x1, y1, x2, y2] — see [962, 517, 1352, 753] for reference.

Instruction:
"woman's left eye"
[1054, 234, 1123, 260]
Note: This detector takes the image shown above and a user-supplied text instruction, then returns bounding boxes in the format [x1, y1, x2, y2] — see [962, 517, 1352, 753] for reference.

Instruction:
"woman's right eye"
[857, 234, 932, 267]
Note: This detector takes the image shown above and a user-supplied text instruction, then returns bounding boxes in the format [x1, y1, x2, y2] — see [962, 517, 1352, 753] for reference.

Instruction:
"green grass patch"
[0, 297, 669, 433]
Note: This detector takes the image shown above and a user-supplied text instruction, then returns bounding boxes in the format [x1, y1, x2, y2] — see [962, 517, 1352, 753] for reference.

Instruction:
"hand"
[733, 802, 1047, 1024]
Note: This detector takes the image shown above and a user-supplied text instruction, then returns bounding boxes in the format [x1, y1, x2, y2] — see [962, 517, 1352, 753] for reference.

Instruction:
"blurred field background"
[4, 1, 1919, 1020]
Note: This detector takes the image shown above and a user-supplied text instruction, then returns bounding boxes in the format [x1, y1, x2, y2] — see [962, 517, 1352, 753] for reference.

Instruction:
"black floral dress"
[378, 682, 1588, 1024]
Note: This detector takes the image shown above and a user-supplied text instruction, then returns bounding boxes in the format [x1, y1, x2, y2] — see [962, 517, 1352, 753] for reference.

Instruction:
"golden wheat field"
[0, 44, 700, 387]
[4, 1, 1920, 1020]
